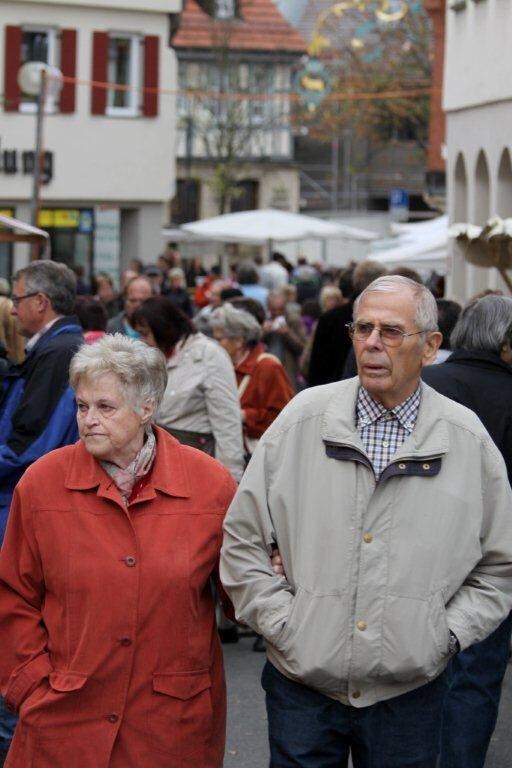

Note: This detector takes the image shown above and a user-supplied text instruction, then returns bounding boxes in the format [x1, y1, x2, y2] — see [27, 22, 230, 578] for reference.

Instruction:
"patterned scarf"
[101, 427, 156, 503]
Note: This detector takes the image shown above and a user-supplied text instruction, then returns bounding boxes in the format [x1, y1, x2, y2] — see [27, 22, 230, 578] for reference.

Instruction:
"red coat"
[0, 427, 236, 768]
[236, 343, 294, 439]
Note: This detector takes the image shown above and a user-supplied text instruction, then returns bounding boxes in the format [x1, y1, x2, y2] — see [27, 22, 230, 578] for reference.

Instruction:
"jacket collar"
[444, 349, 512, 375]
[236, 342, 265, 376]
[64, 425, 191, 499]
[321, 377, 449, 460]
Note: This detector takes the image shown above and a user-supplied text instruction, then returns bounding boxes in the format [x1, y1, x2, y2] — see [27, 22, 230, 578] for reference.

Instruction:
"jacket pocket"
[48, 671, 88, 692]
[19, 671, 89, 738]
[271, 588, 349, 693]
[379, 592, 450, 684]
[147, 670, 214, 759]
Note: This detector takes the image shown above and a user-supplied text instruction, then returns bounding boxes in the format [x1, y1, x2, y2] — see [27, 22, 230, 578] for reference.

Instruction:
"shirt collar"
[25, 316, 62, 353]
[356, 385, 421, 433]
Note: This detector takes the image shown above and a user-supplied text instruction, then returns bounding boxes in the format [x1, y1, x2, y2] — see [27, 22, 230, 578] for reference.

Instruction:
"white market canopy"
[0, 214, 49, 244]
[370, 215, 448, 274]
[181, 209, 377, 245]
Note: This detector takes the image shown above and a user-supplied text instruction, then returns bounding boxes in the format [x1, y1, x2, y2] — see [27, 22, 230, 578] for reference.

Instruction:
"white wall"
[444, 0, 512, 112]
[1, 1, 180, 203]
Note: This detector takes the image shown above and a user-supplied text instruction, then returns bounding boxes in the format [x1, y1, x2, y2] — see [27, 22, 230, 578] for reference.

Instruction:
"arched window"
[497, 148, 512, 218]
[474, 150, 490, 225]
[453, 153, 467, 222]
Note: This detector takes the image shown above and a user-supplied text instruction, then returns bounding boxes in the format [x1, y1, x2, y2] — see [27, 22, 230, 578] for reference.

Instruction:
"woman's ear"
[140, 399, 156, 425]
[500, 342, 512, 366]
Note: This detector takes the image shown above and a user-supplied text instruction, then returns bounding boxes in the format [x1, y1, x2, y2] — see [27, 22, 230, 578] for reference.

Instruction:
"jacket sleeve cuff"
[4, 653, 52, 712]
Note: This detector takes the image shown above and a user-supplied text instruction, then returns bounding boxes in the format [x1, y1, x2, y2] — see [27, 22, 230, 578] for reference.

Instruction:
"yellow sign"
[0, 209, 14, 218]
[38, 209, 80, 228]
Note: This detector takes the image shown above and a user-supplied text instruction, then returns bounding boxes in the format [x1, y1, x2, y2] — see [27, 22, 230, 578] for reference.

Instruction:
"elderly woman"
[0, 335, 236, 768]
[210, 303, 293, 457]
[132, 296, 244, 482]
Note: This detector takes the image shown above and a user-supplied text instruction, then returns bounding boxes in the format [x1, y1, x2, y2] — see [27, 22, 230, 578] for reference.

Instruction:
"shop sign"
[0, 144, 54, 184]
[38, 209, 80, 228]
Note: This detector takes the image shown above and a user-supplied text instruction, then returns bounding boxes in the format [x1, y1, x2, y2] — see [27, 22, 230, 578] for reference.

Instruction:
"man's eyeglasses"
[345, 322, 426, 348]
[10, 292, 40, 306]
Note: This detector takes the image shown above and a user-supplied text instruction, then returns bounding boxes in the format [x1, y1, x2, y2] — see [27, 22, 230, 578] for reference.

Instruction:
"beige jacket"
[221, 378, 512, 707]
[157, 333, 244, 482]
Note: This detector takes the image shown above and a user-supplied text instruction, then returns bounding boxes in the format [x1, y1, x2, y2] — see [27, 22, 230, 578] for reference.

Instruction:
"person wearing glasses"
[221, 275, 512, 768]
[0, 261, 83, 765]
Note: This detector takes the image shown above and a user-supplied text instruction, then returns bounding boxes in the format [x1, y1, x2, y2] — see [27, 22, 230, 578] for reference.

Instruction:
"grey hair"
[69, 334, 168, 414]
[14, 261, 76, 314]
[354, 275, 438, 332]
[450, 295, 512, 353]
[210, 303, 262, 345]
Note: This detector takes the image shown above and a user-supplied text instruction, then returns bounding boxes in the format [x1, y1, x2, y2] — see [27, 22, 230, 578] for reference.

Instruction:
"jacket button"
[398, 463, 406, 470]
[352, 690, 361, 699]
[107, 713, 119, 723]
[423, 463, 431, 470]
[356, 621, 367, 631]
[125, 556, 136, 567]
[119, 638, 132, 647]
[363, 533, 373, 544]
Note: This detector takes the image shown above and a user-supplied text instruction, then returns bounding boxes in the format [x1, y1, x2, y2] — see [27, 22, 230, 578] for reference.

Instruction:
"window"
[106, 34, 141, 116]
[19, 26, 58, 112]
[249, 65, 272, 125]
[215, 0, 235, 20]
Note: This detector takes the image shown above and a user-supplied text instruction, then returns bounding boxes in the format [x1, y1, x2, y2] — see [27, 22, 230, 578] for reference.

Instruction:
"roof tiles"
[172, 0, 307, 53]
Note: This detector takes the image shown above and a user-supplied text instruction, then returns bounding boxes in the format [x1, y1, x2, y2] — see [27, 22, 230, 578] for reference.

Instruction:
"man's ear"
[422, 331, 443, 367]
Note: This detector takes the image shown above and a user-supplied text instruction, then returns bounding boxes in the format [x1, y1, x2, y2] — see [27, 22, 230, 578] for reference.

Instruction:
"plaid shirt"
[356, 385, 421, 479]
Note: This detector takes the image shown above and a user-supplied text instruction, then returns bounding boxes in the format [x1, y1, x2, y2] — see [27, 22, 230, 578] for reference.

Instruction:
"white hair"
[69, 334, 168, 413]
[210, 303, 262, 345]
[354, 275, 438, 332]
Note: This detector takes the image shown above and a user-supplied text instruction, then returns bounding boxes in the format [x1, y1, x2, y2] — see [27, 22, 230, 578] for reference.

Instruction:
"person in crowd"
[292, 259, 320, 304]
[0, 335, 236, 768]
[262, 289, 306, 392]
[422, 294, 512, 768]
[193, 266, 223, 309]
[221, 276, 512, 768]
[186, 256, 207, 288]
[299, 293, 337, 385]
[162, 267, 193, 317]
[432, 299, 462, 364]
[107, 276, 152, 338]
[308, 260, 387, 387]
[128, 258, 144, 274]
[94, 273, 122, 319]
[237, 261, 269, 308]
[133, 296, 244, 483]
[70, 264, 91, 296]
[0, 262, 83, 763]
[0, 291, 24, 364]
[210, 303, 293, 459]
[75, 297, 109, 344]
[143, 265, 164, 295]
[260, 253, 290, 291]
[319, 285, 344, 313]
[194, 279, 230, 334]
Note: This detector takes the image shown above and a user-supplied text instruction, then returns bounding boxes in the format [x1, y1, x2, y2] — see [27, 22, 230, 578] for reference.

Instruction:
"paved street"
[224, 636, 512, 768]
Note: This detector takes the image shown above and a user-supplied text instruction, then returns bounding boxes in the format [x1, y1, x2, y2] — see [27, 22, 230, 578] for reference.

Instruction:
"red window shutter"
[143, 35, 159, 117]
[60, 29, 77, 113]
[91, 31, 108, 115]
[4, 25, 22, 112]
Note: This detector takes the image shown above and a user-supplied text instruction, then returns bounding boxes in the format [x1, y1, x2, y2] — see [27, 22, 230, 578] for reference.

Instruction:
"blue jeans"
[262, 662, 447, 768]
[0, 694, 16, 754]
[440, 612, 512, 768]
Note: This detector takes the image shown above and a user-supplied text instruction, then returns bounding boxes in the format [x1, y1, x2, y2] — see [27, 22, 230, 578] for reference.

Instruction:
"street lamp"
[17, 62, 62, 255]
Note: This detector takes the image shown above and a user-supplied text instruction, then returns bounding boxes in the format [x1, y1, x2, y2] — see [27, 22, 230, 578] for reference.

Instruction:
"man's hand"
[271, 548, 285, 576]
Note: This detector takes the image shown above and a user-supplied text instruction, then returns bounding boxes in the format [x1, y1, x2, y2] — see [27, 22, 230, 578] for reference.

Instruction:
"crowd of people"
[0, 248, 510, 768]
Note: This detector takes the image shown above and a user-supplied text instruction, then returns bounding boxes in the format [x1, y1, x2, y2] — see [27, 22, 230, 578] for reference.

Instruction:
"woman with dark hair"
[74, 297, 109, 344]
[132, 296, 244, 482]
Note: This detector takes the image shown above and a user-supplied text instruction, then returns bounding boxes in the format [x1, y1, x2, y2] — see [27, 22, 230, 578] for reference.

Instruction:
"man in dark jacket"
[0, 260, 83, 764]
[422, 294, 512, 768]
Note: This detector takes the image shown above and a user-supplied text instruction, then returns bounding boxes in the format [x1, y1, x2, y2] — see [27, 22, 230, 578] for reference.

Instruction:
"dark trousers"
[262, 661, 447, 768]
[440, 612, 512, 768]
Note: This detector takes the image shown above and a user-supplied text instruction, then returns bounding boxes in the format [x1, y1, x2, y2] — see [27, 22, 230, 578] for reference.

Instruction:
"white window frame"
[215, 0, 235, 20]
[19, 26, 58, 114]
[106, 32, 142, 118]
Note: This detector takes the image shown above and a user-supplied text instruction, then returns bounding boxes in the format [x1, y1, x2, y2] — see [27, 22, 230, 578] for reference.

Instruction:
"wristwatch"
[448, 630, 460, 656]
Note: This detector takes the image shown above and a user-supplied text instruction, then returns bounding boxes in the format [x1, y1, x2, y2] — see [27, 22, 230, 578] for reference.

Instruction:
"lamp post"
[17, 62, 62, 258]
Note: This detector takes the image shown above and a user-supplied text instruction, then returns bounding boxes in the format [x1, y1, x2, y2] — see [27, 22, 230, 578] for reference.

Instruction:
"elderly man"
[221, 276, 512, 768]
[107, 275, 152, 337]
[0, 260, 82, 765]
